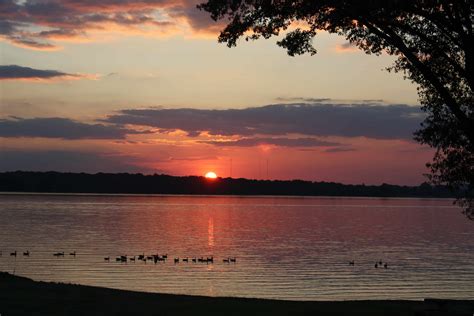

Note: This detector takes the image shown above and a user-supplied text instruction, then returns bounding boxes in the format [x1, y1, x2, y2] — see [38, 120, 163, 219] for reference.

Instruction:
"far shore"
[1, 273, 473, 315]
[0, 191, 456, 200]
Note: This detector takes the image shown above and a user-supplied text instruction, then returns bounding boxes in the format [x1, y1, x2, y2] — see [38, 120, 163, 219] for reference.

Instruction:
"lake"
[0, 194, 473, 300]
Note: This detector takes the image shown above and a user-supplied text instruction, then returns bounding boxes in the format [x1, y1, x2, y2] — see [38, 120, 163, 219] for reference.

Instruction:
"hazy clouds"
[0, 150, 153, 173]
[200, 137, 341, 148]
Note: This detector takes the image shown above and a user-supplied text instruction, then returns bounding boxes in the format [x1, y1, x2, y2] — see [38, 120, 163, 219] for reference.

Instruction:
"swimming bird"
[207, 256, 214, 263]
[223, 258, 230, 263]
[23, 251, 30, 256]
[138, 254, 145, 260]
[104, 257, 110, 261]
[162, 254, 168, 259]
[53, 252, 64, 257]
[230, 257, 236, 263]
[192, 258, 197, 263]
[374, 263, 378, 268]
[182, 257, 189, 262]
[70, 251, 76, 257]
[378, 260, 382, 265]
[130, 256, 136, 262]
[384, 263, 388, 269]
[10, 251, 17, 257]
[349, 260, 354, 266]
[174, 257, 179, 263]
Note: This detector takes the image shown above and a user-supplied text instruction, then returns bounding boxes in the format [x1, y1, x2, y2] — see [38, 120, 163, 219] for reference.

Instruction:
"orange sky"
[0, 0, 432, 185]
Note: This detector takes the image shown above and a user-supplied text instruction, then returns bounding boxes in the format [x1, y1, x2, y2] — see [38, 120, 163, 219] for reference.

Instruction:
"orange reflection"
[208, 217, 214, 248]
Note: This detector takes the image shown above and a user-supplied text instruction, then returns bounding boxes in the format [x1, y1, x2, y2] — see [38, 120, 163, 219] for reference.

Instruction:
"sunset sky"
[0, 0, 433, 185]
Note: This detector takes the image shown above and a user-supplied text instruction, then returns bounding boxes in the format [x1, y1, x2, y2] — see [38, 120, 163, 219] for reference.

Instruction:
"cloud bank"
[0, 117, 143, 139]
[105, 102, 424, 140]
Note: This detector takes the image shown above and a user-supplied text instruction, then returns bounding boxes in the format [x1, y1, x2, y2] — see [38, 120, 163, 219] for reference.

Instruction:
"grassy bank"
[0, 272, 472, 315]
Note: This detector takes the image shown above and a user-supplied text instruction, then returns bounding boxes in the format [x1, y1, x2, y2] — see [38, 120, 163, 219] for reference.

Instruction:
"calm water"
[0, 194, 473, 300]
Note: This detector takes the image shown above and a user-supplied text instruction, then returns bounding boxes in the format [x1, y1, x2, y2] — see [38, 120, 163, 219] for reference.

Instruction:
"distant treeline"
[0, 171, 454, 198]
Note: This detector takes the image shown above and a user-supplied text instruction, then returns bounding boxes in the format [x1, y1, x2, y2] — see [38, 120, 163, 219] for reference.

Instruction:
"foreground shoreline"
[1, 273, 473, 315]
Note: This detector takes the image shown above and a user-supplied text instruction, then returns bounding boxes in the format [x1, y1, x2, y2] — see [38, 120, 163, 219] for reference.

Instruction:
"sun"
[205, 171, 217, 179]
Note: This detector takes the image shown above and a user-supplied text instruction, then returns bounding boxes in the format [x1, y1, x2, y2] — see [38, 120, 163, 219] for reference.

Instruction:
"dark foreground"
[1, 273, 472, 316]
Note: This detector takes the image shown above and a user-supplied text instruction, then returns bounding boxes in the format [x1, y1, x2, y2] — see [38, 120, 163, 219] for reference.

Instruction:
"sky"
[0, 0, 433, 185]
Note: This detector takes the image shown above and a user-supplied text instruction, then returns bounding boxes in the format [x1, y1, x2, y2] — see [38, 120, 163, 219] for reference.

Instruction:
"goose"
[182, 257, 189, 262]
[384, 263, 388, 269]
[53, 252, 64, 257]
[378, 260, 382, 265]
[104, 257, 110, 261]
[230, 257, 236, 263]
[174, 257, 179, 263]
[23, 251, 30, 256]
[374, 263, 378, 268]
[116, 257, 121, 262]
[223, 258, 230, 263]
[206, 257, 214, 263]
[147, 256, 153, 260]
[192, 258, 197, 263]
[162, 254, 168, 259]
[69, 251, 76, 256]
[130, 256, 136, 262]
[349, 260, 354, 266]
[10, 251, 17, 257]
[138, 254, 145, 260]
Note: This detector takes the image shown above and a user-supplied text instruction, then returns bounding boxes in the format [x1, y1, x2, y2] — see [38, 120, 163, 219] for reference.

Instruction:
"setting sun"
[205, 171, 217, 179]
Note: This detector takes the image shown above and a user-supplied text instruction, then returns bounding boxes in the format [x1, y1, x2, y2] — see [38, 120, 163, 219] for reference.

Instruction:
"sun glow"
[205, 171, 217, 179]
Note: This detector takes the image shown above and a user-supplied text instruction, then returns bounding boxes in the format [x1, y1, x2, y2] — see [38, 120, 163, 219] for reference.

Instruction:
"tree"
[198, 0, 474, 219]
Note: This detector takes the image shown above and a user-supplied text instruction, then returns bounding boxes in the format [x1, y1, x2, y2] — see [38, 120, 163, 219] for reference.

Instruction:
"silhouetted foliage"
[198, 0, 474, 219]
[0, 171, 453, 198]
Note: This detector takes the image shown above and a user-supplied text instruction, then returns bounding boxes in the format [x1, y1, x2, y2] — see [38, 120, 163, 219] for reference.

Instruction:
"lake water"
[0, 194, 473, 300]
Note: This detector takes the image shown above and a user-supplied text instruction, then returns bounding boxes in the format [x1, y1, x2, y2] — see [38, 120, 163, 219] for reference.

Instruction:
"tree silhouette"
[198, 0, 473, 219]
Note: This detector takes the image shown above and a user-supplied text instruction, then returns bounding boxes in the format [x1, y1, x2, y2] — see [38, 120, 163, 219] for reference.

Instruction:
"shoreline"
[0, 191, 456, 201]
[1, 273, 473, 315]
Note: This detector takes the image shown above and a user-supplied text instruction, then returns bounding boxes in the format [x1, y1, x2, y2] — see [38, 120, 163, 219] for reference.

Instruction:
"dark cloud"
[169, 155, 218, 161]
[0, 117, 144, 139]
[325, 147, 356, 153]
[0, 65, 78, 80]
[0, 150, 154, 173]
[275, 97, 333, 103]
[104, 103, 424, 140]
[276, 97, 386, 104]
[201, 137, 340, 148]
[0, 0, 213, 49]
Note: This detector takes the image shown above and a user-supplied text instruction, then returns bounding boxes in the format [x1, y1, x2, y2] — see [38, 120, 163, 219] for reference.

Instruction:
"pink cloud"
[0, 0, 220, 50]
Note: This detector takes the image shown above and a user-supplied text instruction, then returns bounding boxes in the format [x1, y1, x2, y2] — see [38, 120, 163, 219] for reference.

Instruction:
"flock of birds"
[2, 251, 388, 268]
[349, 260, 389, 269]
[103, 254, 237, 264]
[2, 250, 76, 257]
[1, 251, 236, 265]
